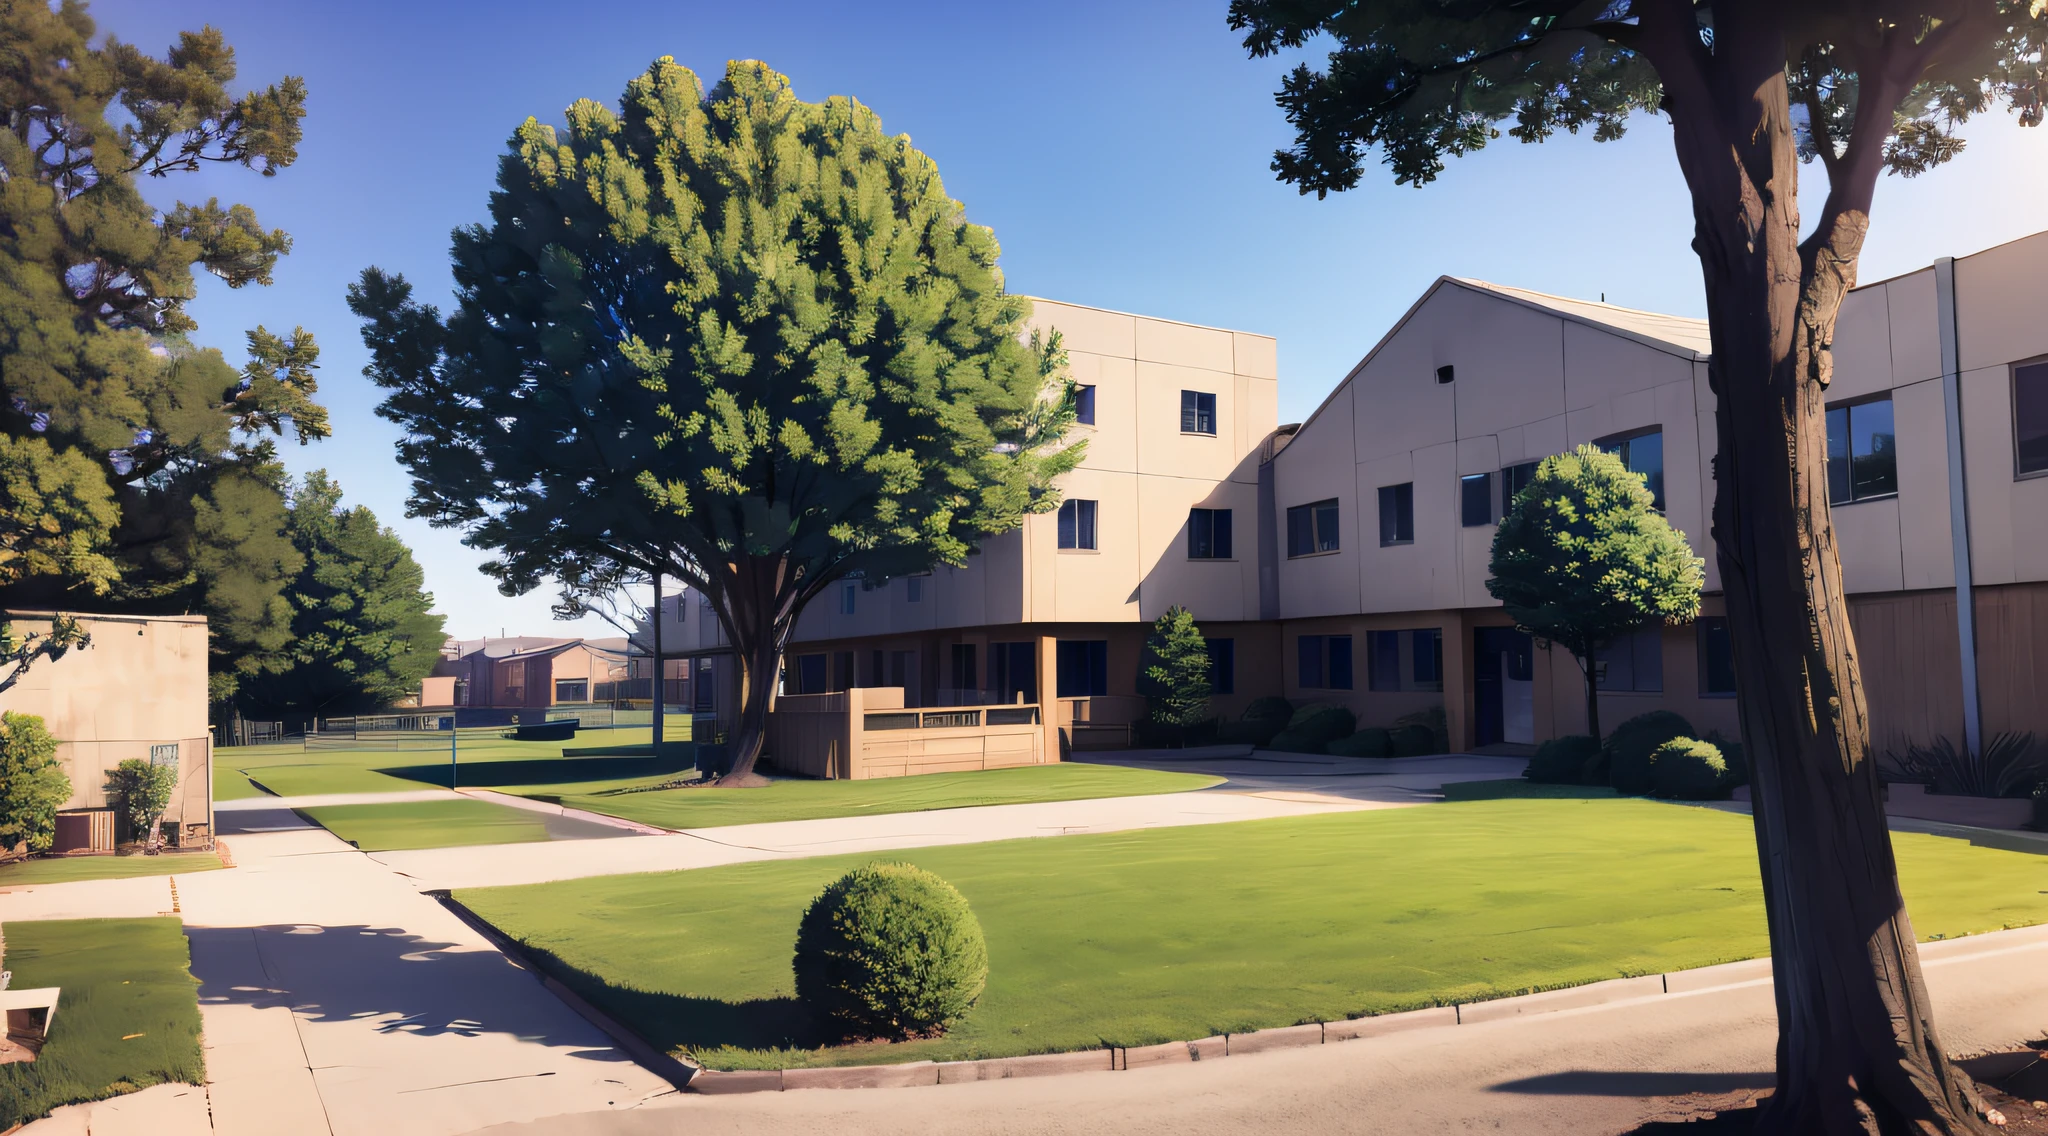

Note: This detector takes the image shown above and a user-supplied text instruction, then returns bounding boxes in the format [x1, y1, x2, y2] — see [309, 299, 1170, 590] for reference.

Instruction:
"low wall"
[768, 688, 1046, 780]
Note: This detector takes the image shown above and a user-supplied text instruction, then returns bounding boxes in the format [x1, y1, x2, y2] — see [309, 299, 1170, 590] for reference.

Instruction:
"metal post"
[1934, 256, 1984, 759]
[450, 714, 458, 789]
[652, 573, 665, 755]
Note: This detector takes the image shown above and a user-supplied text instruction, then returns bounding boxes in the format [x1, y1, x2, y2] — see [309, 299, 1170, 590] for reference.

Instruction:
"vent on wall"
[1436, 365, 1456, 385]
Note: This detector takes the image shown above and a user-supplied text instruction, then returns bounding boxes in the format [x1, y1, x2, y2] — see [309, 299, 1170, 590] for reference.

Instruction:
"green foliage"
[1394, 705, 1449, 753]
[1879, 732, 2046, 799]
[1606, 711, 1695, 796]
[1243, 697, 1293, 721]
[1390, 723, 1437, 757]
[1525, 734, 1601, 785]
[0, 711, 69, 853]
[0, 2, 319, 693]
[233, 472, 445, 723]
[1328, 727, 1392, 758]
[1268, 706, 1355, 754]
[1217, 696, 1295, 744]
[1650, 738, 1732, 801]
[350, 60, 1081, 778]
[1702, 730, 1749, 789]
[792, 861, 988, 1041]
[1138, 606, 1213, 731]
[105, 758, 176, 842]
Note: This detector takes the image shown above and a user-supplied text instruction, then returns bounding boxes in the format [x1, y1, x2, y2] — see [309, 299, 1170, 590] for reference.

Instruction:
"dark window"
[1599, 429, 1665, 511]
[840, 582, 857, 614]
[906, 575, 923, 603]
[869, 649, 885, 687]
[1286, 498, 1340, 557]
[1697, 617, 1736, 696]
[1435, 364, 1455, 385]
[1460, 473, 1493, 527]
[832, 651, 854, 692]
[1181, 390, 1217, 435]
[792, 653, 828, 695]
[693, 658, 715, 711]
[1058, 498, 1098, 549]
[1411, 629, 1442, 689]
[1188, 508, 1233, 559]
[1075, 384, 1096, 426]
[1368, 629, 1441, 692]
[1825, 398, 1898, 504]
[1378, 483, 1414, 545]
[554, 679, 588, 702]
[1206, 638, 1235, 694]
[1368, 631, 1402, 692]
[1298, 634, 1353, 690]
[992, 642, 1036, 703]
[1501, 461, 1539, 515]
[950, 643, 977, 693]
[1596, 626, 1664, 693]
[1056, 639, 1109, 697]
[2018, 361, 2048, 476]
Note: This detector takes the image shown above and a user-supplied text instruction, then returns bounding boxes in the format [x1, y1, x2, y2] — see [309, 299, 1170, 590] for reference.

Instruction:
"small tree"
[1138, 606, 1213, 740]
[0, 712, 70, 857]
[106, 758, 176, 851]
[1487, 446, 1703, 743]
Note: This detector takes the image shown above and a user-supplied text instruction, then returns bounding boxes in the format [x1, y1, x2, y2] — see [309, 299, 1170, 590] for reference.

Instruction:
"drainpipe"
[1934, 256, 1984, 758]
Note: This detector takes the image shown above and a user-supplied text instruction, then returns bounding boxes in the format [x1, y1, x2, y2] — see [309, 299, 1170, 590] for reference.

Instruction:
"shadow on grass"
[516, 940, 819, 1054]
[1492, 1070, 1774, 1096]
[378, 754, 694, 790]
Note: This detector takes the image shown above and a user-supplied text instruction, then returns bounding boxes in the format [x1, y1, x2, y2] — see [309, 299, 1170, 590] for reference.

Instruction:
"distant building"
[420, 636, 630, 709]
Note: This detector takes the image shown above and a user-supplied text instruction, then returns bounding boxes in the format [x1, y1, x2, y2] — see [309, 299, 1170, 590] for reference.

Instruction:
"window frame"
[839, 581, 857, 615]
[1057, 498, 1099, 550]
[1595, 426, 1666, 512]
[1595, 625, 1665, 694]
[1459, 472, 1493, 527]
[1055, 639, 1110, 697]
[2012, 356, 2048, 480]
[1501, 461, 1538, 516]
[905, 574, 925, 603]
[1696, 616, 1737, 698]
[1180, 390, 1217, 436]
[1297, 633, 1354, 691]
[554, 678, 588, 703]
[1377, 482, 1414, 546]
[1824, 394, 1899, 505]
[1188, 507, 1234, 560]
[1286, 498, 1340, 558]
[1074, 383, 1097, 426]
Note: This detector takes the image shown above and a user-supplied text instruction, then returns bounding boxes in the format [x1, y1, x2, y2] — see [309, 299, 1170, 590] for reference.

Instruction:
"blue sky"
[95, 0, 2048, 640]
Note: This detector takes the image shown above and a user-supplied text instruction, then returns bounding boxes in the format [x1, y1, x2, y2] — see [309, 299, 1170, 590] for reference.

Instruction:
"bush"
[1525, 735, 1601, 784]
[105, 759, 177, 845]
[792, 862, 988, 1042]
[1328, 727, 1393, 758]
[1217, 697, 1292, 745]
[1390, 724, 1437, 756]
[1393, 705, 1449, 753]
[1266, 730, 1328, 754]
[0, 712, 69, 856]
[1286, 705, 1356, 743]
[1701, 729, 1748, 788]
[1606, 711, 1695, 795]
[1650, 738, 1731, 800]
[1242, 696, 1292, 721]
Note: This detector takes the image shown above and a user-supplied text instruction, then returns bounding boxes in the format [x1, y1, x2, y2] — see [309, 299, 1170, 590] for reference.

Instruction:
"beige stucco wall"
[0, 611, 212, 838]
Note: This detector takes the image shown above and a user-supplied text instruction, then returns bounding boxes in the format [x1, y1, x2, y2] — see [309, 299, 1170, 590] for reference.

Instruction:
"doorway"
[1474, 627, 1535, 747]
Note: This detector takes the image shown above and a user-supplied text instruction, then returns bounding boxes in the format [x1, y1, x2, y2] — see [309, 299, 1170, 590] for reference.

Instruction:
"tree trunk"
[717, 631, 784, 786]
[1579, 648, 1602, 744]
[711, 557, 804, 787]
[1642, 5, 1997, 1128]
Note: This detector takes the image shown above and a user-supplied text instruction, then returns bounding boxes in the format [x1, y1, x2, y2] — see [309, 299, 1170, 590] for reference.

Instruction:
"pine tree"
[234, 472, 446, 728]
[351, 59, 1082, 784]
[1138, 606, 1213, 738]
[0, 1, 319, 697]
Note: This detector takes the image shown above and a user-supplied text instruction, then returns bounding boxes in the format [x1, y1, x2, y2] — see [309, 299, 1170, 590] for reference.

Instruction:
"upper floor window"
[1181, 390, 1217, 435]
[840, 582, 858, 615]
[1825, 397, 1896, 504]
[1298, 634, 1353, 690]
[1206, 638, 1235, 694]
[1598, 428, 1665, 511]
[1075, 384, 1097, 426]
[1188, 507, 1233, 559]
[1460, 473, 1493, 527]
[1378, 482, 1414, 545]
[1501, 461, 1538, 515]
[1058, 498, 1098, 550]
[905, 574, 925, 603]
[1696, 616, 1736, 697]
[2017, 361, 2048, 477]
[1287, 498, 1340, 557]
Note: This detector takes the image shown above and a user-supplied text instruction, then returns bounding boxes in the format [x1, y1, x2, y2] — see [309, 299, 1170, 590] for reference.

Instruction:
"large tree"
[0, 1, 320, 698]
[233, 471, 446, 729]
[1228, 1, 2043, 1130]
[351, 59, 1082, 784]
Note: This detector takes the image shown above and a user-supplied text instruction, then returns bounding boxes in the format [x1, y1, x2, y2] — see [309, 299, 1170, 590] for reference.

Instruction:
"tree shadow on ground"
[1491, 1071, 1774, 1096]
[516, 941, 818, 1054]
[377, 754, 693, 791]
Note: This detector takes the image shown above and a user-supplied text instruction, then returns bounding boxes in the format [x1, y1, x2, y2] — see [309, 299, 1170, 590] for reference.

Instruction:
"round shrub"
[1525, 734, 1600, 784]
[1328, 727, 1393, 758]
[1242, 696, 1293, 722]
[1650, 738, 1731, 800]
[793, 862, 988, 1042]
[1702, 729, 1748, 788]
[1286, 705, 1356, 743]
[1390, 724, 1436, 756]
[1606, 710, 1695, 795]
[1217, 716, 1286, 746]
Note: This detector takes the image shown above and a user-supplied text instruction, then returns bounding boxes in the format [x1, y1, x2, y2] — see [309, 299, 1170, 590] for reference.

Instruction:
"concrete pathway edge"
[665, 921, 2048, 1094]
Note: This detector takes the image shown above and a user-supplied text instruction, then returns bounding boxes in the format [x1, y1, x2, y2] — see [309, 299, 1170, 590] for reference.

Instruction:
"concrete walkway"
[467, 924, 2048, 1136]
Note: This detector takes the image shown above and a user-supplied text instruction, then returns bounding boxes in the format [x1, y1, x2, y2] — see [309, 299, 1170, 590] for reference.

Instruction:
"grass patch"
[546, 762, 1222, 830]
[1440, 778, 1622, 802]
[457, 798, 2048, 1071]
[0, 853, 224, 887]
[298, 800, 554, 851]
[0, 918, 204, 1129]
[214, 721, 693, 800]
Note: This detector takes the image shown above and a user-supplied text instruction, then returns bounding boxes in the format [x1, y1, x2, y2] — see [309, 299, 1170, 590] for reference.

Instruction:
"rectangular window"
[1596, 626, 1665, 693]
[791, 653, 828, 695]
[992, 641, 1036, 703]
[1058, 498, 1098, 550]
[1181, 390, 1217, 435]
[905, 575, 924, 603]
[1368, 630, 1402, 692]
[950, 643, 977, 693]
[2018, 361, 2048, 476]
[1075, 383, 1096, 426]
[1056, 639, 1109, 697]
[832, 651, 854, 693]
[1286, 498, 1340, 557]
[554, 679, 588, 702]
[1206, 638, 1235, 695]
[1411, 629, 1442, 689]
[1188, 508, 1233, 559]
[1460, 473, 1493, 527]
[1599, 428, 1665, 511]
[1367, 629, 1441, 692]
[1697, 616, 1737, 696]
[1501, 461, 1538, 514]
[840, 581, 857, 615]
[693, 658, 716, 711]
[1297, 634, 1353, 690]
[1826, 397, 1898, 504]
[1378, 482, 1414, 545]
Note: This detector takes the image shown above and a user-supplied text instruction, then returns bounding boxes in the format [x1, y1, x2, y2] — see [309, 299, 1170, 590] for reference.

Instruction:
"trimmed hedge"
[1243, 697, 1293, 722]
[1702, 730, 1749, 788]
[1217, 698, 1293, 746]
[1525, 735, 1601, 784]
[1390, 724, 1437, 757]
[793, 862, 988, 1042]
[1606, 711, 1695, 796]
[1328, 727, 1393, 758]
[1650, 738, 1732, 800]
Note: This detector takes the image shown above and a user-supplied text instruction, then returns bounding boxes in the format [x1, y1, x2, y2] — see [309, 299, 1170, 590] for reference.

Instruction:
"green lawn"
[539, 763, 1223, 830]
[1441, 778, 1622, 802]
[214, 721, 694, 800]
[0, 918, 205, 1129]
[456, 798, 2048, 1071]
[298, 800, 556, 851]
[0, 852, 224, 887]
